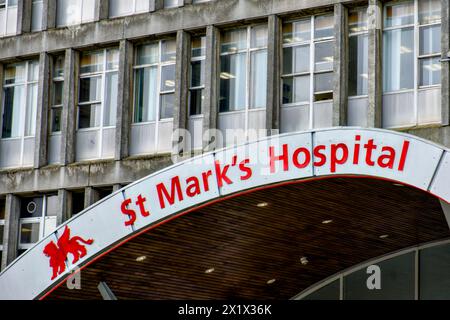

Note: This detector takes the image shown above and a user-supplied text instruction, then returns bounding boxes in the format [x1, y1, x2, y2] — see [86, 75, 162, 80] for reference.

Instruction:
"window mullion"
[309, 16, 314, 130]
[98, 49, 107, 158]
[414, 0, 419, 125]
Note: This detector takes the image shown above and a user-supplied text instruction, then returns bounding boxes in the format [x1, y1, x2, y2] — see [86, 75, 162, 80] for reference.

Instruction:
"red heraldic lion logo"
[43, 226, 94, 280]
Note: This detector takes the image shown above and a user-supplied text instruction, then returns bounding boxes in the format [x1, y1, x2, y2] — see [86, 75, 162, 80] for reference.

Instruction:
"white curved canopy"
[1, 127, 449, 299]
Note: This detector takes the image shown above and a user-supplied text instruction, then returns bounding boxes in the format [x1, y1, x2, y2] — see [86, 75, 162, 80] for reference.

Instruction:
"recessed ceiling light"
[205, 268, 215, 274]
[322, 219, 333, 224]
[379, 234, 389, 239]
[300, 256, 309, 265]
[266, 279, 276, 285]
[136, 255, 147, 262]
[257, 202, 269, 208]
[393, 183, 404, 187]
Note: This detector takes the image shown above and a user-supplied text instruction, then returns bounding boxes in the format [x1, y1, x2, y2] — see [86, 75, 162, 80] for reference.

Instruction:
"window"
[192, 0, 210, 3]
[281, 14, 334, 130]
[51, 56, 64, 133]
[349, 8, 368, 96]
[78, 49, 119, 129]
[0, 0, 18, 37]
[189, 36, 206, 116]
[382, 0, 442, 128]
[2, 61, 39, 139]
[56, 0, 95, 27]
[18, 195, 58, 250]
[71, 190, 85, 217]
[31, 0, 43, 31]
[133, 40, 176, 123]
[219, 25, 268, 113]
[109, 0, 150, 18]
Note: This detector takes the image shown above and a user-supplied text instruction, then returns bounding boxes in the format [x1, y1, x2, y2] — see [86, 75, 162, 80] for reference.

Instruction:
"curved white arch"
[1, 127, 450, 300]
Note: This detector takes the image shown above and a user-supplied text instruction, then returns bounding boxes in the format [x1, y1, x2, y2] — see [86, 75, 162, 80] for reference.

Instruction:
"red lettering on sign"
[313, 145, 327, 167]
[121, 198, 136, 226]
[215, 160, 233, 187]
[157, 176, 184, 209]
[330, 143, 349, 173]
[398, 140, 410, 171]
[269, 144, 289, 173]
[364, 139, 377, 166]
[136, 194, 150, 217]
[293, 147, 311, 169]
[239, 159, 252, 180]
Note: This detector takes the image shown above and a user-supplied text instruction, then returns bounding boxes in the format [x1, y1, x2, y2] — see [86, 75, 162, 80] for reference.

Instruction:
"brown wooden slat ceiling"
[47, 177, 450, 300]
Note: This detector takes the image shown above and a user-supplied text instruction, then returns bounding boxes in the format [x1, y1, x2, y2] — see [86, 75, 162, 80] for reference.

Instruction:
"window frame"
[0, 0, 18, 37]
[219, 24, 268, 115]
[77, 48, 119, 132]
[281, 13, 335, 130]
[31, 0, 44, 32]
[132, 39, 176, 125]
[50, 56, 65, 134]
[189, 36, 206, 117]
[56, 0, 95, 28]
[108, 0, 150, 18]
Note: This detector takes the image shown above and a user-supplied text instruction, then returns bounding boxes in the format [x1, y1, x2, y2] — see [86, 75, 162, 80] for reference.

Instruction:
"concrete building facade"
[0, 0, 448, 281]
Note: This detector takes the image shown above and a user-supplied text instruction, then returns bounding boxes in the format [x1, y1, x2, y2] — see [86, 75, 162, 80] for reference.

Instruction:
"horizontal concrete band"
[0, 127, 449, 300]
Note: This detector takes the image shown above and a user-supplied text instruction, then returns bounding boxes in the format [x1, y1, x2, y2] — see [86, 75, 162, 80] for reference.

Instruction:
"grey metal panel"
[157, 120, 173, 154]
[76, 130, 100, 161]
[101, 127, 115, 159]
[188, 116, 203, 151]
[418, 87, 441, 125]
[348, 97, 369, 127]
[313, 101, 333, 129]
[130, 123, 156, 156]
[382, 91, 415, 128]
[0, 139, 21, 168]
[280, 105, 309, 133]
[48, 134, 61, 165]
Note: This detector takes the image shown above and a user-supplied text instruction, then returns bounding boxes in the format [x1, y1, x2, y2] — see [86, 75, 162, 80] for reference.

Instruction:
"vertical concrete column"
[42, 0, 57, 30]
[84, 187, 100, 208]
[441, 0, 450, 126]
[34, 52, 50, 169]
[1, 194, 20, 270]
[96, 0, 110, 21]
[16, 0, 32, 34]
[56, 189, 72, 225]
[172, 30, 191, 161]
[151, 0, 164, 12]
[367, 0, 383, 128]
[60, 49, 79, 165]
[266, 15, 281, 133]
[203, 25, 220, 151]
[333, 4, 348, 126]
[115, 40, 133, 160]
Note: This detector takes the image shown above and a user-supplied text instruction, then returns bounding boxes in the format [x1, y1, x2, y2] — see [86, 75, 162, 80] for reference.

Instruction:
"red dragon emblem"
[43, 226, 94, 280]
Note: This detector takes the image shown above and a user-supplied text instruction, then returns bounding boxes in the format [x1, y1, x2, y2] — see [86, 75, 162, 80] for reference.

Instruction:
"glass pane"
[5, 5, 17, 35]
[283, 45, 310, 75]
[0, 199, 5, 220]
[303, 280, 340, 300]
[45, 195, 59, 217]
[78, 103, 101, 128]
[349, 8, 368, 34]
[20, 222, 40, 244]
[161, 39, 176, 62]
[250, 25, 268, 48]
[420, 57, 441, 86]
[106, 48, 119, 70]
[56, 0, 82, 26]
[349, 34, 368, 96]
[344, 252, 415, 300]
[52, 80, 63, 106]
[20, 197, 43, 218]
[134, 66, 157, 122]
[51, 107, 62, 132]
[250, 50, 267, 109]
[31, 0, 43, 31]
[192, 36, 206, 57]
[384, 1, 414, 28]
[160, 93, 174, 119]
[189, 89, 203, 116]
[420, 243, 450, 300]
[190, 60, 204, 88]
[419, 0, 441, 25]
[164, 0, 178, 8]
[0, 10, 5, 36]
[81, 0, 95, 22]
[314, 72, 333, 93]
[135, 0, 150, 12]
[2, 86, 24, 138]
[80, 51, 104, 74]
[383, 27, 414, 92]
[25, 83, 38, 136]
[283, 19, 311, 44]
[5, 63, 26, 85]
[109, 0, 131, 17]
[282, 75, 310, 104]
[79, 76, 102, 103]
[314, 14, 334, 39]
[219, 52, 247, 112]
[419, 25, 441, 56]
[161, 64, 175, 92]
[53, 55, 65, 78]
[315, 41, 334, 71]
[104, 72, 118, 126]
[28, 60, 39, 82]
[136, 43, 159, 65]
[0, 225, 3, 244]
[221, 29, 247, 53]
